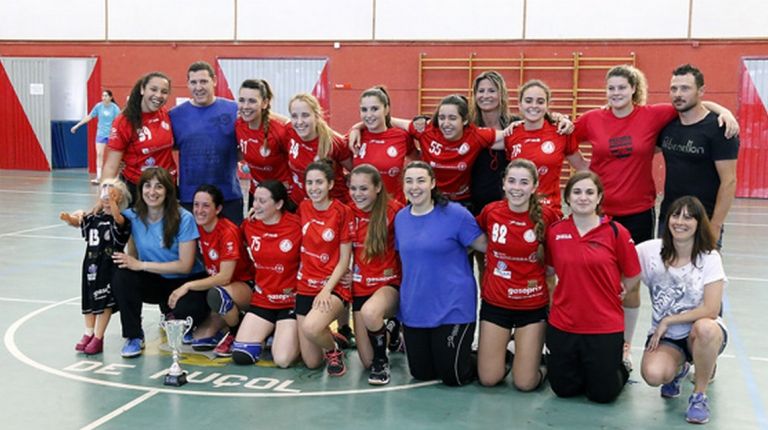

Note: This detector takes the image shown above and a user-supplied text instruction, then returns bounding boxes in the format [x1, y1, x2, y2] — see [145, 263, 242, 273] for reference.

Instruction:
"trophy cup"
[159, 316, 193, 386]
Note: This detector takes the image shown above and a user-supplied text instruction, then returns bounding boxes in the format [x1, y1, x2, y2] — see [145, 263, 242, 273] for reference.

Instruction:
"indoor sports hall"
[1, 1, 767, 429]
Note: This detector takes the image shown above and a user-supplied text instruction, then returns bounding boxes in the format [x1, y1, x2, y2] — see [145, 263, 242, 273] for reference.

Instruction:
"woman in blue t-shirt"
[71, 89, 121, 184]
[110, 167, 207, 358]
[394, 160, 487, 386]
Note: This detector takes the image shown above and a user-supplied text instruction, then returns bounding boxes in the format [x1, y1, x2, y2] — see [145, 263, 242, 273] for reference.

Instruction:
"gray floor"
[1, 169, 766, 430]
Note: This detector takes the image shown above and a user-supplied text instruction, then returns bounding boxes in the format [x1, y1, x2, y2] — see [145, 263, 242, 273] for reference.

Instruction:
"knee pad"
[207, 286, 234, 316]
[231, 341, 262, 365]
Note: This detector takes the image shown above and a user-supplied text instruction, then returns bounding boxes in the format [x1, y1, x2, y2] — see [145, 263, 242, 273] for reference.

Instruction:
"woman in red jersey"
[236, 79, 292, 210]
[475, 159, 559, 390]
[348, 164, 403, 385]
[168, 184, 253, 356]
[233, 180, 302, 367]
[296, 160, 354, 376]
[504, 80, 587, 217]
[103, 72, 176, 201]
[353, 86, 417, 204]
[545, 171, 641, 403]
[572, 64, 737, 371]
[285, 94, 353, 204]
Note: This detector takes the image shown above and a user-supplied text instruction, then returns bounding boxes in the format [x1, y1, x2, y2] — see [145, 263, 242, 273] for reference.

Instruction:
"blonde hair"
[100, 177, 131, 211]
[607, 64, 647, 105]
[289, 93, 335, 159]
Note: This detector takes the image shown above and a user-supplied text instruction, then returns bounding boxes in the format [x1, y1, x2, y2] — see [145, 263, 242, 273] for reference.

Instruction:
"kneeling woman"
[349, 164, 402, 385]
[395, 161, 487, 386]
[296, 160, 354, 376]
[637, 196, 727, 425]
[169, 184, 254, 355]
[111, 167, 207, 358]
[545, 171, 641, 403]
[235, 180, 302, 367]
[476, 159, 558, 389]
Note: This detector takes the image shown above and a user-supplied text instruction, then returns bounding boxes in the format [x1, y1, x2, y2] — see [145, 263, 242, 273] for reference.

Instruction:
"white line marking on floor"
[4, 234, 81, 241]
[80, 390, 159, 430]
[726, 222, 768, 227]
[0, 189, 92, 197]
[0, 224, 64, 238]
[4, 297, 440, 398]
[730, 277, 768, 283]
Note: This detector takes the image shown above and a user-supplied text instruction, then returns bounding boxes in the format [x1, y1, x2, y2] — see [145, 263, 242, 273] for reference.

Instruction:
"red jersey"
[409, 123, 497, 201]
[545, 217, 641, 334]
[284, 126, 352, 204]
[354, 128, 415, 203]
[297, 199, 354, 300]
[198, 217, 253, 283]
[236, 117, 292, 195]
[573, 104, 677, 216]
[351, 200, 403, 297]
[477, 201, 558, 310]
[241, 212, 302, 310]
[505, 121, 579, 215]
[108, 109, 177, 184]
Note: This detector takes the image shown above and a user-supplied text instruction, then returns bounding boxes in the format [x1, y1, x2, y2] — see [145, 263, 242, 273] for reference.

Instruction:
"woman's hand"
[168, 284, 190, 309]
[503, 120, 523, 137]
[348, 128, 362, 154]
[112, 251, 142, 271]
[646, 318, 670, 352]
[312, 289, 334, 313]
[718, 111, 740, 139]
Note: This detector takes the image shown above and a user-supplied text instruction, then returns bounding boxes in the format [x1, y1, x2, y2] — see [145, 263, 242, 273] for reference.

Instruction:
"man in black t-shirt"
[657, 64, 739, 245]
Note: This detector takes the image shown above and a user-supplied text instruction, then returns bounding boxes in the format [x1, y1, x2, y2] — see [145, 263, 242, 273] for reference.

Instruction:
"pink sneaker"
[84, 336, 103, 355]
[75, 334, 93, 352]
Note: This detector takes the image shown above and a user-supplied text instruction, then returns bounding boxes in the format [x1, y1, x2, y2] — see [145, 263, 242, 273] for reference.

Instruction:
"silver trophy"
[159, 316, 193, 386]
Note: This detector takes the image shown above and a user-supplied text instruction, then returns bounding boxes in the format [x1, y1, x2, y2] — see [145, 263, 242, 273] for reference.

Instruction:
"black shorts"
[249, 306, 296, 324]
[613, 207, 655, 243]
[351, 286, 400, 312]
[645, 324, 728, 364]
[294, 292, 346, 316]
[479, 301, 547, 330]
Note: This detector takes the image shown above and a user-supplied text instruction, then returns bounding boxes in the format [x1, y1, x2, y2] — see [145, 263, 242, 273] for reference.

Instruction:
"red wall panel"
[2, 40, 766, 132]
[0, 61, 49, 170]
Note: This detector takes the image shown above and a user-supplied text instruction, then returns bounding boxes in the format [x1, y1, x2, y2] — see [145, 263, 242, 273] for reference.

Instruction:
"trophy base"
[164, 372, 188, 387]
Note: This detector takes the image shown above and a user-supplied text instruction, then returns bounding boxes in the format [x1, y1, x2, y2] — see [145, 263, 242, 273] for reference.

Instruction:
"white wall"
[1, 0, 766, 41]
[0, 0, 105, 40]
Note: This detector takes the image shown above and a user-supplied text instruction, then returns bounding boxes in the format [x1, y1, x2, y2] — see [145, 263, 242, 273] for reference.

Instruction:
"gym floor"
[1, 169, 766, 430]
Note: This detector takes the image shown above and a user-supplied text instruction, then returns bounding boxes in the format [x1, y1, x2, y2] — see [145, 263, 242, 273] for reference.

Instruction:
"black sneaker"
[386, 319, 403, 352]
[368, 359, 391, 385]
[337, 324, 355, 349]
[325, 349, 347, 377]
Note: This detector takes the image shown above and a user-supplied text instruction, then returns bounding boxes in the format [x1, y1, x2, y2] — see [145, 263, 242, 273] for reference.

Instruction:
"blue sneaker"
[686, 392, 710, 424]
[182, 330, 194, 345]
[192, 331, 225, 351]
[661, 362, 691, 398]
[121, 337, 145, 358]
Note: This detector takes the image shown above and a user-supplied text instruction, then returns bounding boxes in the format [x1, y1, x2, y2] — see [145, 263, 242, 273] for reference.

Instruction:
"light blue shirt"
[89, 102, 121, 139]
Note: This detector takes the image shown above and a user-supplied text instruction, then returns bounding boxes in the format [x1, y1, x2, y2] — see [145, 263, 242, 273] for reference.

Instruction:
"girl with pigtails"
[475, 159, 558, 390]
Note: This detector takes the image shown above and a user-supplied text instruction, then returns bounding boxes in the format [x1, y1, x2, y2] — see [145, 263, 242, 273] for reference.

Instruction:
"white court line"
[728, 211, 768, 216]
[4, 297, 440, 398]
[730, 277, 768, 283]
[0, 224, 64, 238]
[80, 390, 159, 430]
[5, 234, 81, 241]
[0, 189, 92, 197]
[726, 222, 768, 227]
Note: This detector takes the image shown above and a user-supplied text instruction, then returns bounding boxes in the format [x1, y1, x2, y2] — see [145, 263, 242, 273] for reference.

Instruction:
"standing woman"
[168, 184, 254, 356]
[103, 72, 176, 200]
[395, 161, 487, 386]
[110, 167, 207, 358]
[637, 196, 727, 424]
[285, 93, 353, 204]
[70, 89, 121, 184]
[476, 159, 559, 389]
[348, 164, 402, 385]
[295, 160, 354, 376]
[572, 64, 737, 370]
[353, 86, 416, 203]
[235, 180, 302, 367]
[236, 79, 292, 209]
[545, 171, 641, 403]
[504, 79, 587, 217]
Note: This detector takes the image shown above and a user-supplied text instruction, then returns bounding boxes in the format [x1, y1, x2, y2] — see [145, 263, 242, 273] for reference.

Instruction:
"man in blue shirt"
[170, 61, 243, 224]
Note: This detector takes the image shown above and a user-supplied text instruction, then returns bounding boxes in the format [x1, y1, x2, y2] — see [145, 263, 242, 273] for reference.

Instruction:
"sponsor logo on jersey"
[493, 261, 512, 280]
[555, 233, 572, 240]
[161, 121, 170, 130]
[387, 146, 398, 157]
[321, 228, 335, 242]
[208, 249, 219, 261]
[387, 166, 400, 177]
[458, 142, 470, 155]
